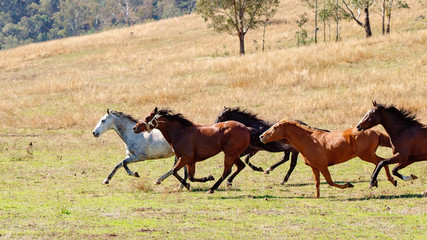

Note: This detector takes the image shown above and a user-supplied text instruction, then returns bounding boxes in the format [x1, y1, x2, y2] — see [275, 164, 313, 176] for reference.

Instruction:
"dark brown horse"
[259, 120, 396, 198]
[133, 107, 250, 194]
[356, 101, 426, 188]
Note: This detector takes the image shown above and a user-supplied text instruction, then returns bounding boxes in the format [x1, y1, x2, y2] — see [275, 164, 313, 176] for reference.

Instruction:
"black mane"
[222, 107, 271, 125]
[157, 108, 194, 126]
[110, 110, 138, 123]
[379, 103, 420, 126]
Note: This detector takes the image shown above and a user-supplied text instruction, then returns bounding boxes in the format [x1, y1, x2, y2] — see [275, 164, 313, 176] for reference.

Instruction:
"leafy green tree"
[197, 0, 280, 55]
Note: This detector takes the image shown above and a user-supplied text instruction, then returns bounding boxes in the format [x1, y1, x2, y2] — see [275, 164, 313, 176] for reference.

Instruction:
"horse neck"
[112, 116, 138, 145]
[380, 110, 411, 138]
[282, 123, 315, 152]
[156, 119, 187, 144]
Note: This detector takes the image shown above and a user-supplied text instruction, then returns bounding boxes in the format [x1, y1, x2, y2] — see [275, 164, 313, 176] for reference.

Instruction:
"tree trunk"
[262, 22, 266, 52]
[364, 7, 372, 38]
[239, 32, 245, 55]
[315, 0, 318, 44]
[336, 0, 339, 41]
[382, 0, 386, 34]
[386, 0, 393, 34]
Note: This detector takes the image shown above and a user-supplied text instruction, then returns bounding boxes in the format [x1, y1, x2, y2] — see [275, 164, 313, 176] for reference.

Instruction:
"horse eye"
[101, 119, 106, 123]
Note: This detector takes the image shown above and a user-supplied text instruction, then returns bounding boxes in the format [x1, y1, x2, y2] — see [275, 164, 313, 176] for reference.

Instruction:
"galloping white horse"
[92, 109, 187, 185]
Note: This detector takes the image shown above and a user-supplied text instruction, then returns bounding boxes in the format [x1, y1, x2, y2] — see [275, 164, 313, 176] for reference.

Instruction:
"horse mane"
[110, 110, 138, 123]
[223, 107, 271, 124]
[378, 103, 420, 126]
[295, 119, 330, 132]
[157, 108, 194, 126]
[290, 120, 315, 131]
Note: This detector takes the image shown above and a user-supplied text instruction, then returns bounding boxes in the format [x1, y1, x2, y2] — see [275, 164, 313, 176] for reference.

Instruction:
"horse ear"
[107, 108, 110, 115]
[372, 101, 377, 107]
[154, 107, 158, 113]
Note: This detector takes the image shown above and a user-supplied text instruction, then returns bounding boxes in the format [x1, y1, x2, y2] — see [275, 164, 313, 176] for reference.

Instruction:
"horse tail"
[378, 132, 392, 148]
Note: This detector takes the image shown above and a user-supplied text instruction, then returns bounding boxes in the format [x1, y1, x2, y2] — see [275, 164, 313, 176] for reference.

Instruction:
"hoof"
[103, 179, 110, 185]
[226, 182, 232, 190]
[208, 175, 215, 181]
[256, 167, 264, 172]
[185, 183, 191, 190]
[348, 183, 354, 188]
[264, 169, 271, 174]
[134, 172, 140, 178]
[369, 180, 378, 188]
[280, 181, 286, 185]
[207, 189, 214, 194]
[154, 180, 161, 185]
[393, 180, 398, 187]
[411, 174, 418, 180]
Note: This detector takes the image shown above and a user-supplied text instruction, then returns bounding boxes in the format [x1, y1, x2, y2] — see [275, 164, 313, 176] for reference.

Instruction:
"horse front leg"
[226, 158, 246, 189]
[207, 155, 234, 194]
[171, 156, 190, 190]
[319, 167, 354, 190]
[265, 151, 289, 174]
[281, 151, 298, 185]
[187, 163, 215, 182]
[103, 155, 141, 184]
[171, 157, 191, 190]
[311, 167, 320, 198]
[370, 153, 402, 188]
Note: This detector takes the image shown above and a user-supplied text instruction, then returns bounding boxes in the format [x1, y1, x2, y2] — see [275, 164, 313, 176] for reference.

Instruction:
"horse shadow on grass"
[285, 179, 370, 187]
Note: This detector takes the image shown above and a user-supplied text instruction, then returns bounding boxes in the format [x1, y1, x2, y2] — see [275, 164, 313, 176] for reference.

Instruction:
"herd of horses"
[92, 101, 426, 198]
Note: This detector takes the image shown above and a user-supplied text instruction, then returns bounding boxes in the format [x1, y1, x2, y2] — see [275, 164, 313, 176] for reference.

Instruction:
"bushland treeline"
[0, 0, 195, 49]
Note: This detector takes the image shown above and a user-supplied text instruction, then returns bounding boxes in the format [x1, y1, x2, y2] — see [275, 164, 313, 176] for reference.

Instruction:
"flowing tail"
[378, 132, 392, 148]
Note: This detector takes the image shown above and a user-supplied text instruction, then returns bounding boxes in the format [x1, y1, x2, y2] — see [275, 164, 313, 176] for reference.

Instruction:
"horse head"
[260, 121, 288, 144]
[133, 107, 160, 134]
[93, 109, 115, 137]
[356, 101, 382, 131]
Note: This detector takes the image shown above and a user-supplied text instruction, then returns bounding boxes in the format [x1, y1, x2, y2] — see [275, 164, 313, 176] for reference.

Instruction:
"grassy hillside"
[0, 1, 426, 239]
[0, 0, 426, 131]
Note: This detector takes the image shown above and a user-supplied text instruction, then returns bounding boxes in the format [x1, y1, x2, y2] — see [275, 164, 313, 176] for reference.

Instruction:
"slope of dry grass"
[0, 1, 426, 131]
[0, 1, 426, 238]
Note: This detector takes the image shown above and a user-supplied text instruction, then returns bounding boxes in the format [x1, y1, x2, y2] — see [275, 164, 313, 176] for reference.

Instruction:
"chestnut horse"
[356, 101, 426, 188]
[259, 120, 396, 198]
[133, 107, 250, 194]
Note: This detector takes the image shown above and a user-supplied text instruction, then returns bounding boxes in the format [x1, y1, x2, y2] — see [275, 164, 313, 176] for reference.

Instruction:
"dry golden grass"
[0, 0, 426, 131]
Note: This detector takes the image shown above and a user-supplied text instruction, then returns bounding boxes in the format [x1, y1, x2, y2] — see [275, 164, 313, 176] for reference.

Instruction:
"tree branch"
[340, 0, 364, 27]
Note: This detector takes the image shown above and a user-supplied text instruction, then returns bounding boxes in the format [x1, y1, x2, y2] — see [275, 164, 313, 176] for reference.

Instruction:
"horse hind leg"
[244, 151, 263, 172]
[392, 161, 417, 181]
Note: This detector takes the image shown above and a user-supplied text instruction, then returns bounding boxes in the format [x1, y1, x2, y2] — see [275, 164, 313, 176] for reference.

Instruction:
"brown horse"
[259, 120, 396, 198]
[133, 107, 250, 194]
[356, 101, 426, 188]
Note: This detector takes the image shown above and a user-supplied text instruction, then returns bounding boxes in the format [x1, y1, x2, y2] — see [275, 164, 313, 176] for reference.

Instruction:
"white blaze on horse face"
[357, 109, 372, 129]
[93, 113, 113, 137]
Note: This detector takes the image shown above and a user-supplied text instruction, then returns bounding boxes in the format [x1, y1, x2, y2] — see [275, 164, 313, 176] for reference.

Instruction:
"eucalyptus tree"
[197, 0, 280, 55]
[340, 0, 375, 38]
